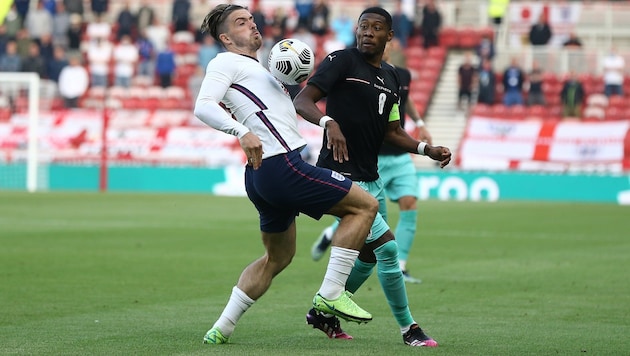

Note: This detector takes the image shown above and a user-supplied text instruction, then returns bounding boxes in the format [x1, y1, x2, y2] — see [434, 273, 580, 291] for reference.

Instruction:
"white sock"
[401, 321, 416, 334]
[399, 259, 407, 272]
[317, 246, 358, 300]
[212, 286, 255, 337]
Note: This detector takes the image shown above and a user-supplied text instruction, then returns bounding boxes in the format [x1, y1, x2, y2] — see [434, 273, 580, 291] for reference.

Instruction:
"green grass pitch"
[1, 191, 629, 355]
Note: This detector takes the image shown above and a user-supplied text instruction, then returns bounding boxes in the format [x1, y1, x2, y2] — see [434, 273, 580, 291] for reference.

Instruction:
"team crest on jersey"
[330, 171, 345, 181]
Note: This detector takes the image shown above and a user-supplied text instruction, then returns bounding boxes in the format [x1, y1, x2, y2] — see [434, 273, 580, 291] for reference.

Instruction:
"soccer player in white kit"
[193, 4, 379, 344]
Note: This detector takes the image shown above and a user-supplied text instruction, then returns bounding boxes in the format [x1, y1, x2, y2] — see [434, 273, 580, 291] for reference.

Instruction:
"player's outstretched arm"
[384, 121, 452, 168]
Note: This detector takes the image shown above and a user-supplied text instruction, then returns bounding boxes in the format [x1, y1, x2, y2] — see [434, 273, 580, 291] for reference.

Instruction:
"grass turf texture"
[1, 191, 629, 355]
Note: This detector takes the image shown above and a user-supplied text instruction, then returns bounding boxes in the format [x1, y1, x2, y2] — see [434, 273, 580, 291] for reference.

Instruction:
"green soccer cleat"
[203, 327, 228, 344]
[312, 291, 372, 324]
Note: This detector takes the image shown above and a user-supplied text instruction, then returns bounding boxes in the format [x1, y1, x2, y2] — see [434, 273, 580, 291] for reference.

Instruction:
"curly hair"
[200, 4, 246, 43]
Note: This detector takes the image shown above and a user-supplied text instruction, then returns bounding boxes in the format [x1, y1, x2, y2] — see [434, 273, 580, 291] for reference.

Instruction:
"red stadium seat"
[471, 104, 492, 117]
[458, 27, 481, 49]
[605, 106, 625, 121]
[583, 106, 606, 120]
[490, 104, 509, 118]
[508, 105, 527, 120]
[438, 27, 458, 48]
[608, 95, 626, 109]
[586, 93, 609, 108]
[527, 105, 548, 119]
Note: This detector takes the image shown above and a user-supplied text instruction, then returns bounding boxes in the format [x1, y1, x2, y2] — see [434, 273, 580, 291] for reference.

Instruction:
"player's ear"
[219, 33, 231, 45]
[387, 30, 394, 42]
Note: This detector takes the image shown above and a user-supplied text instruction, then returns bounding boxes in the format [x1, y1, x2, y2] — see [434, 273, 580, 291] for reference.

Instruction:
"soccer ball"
[268, 38, 315, 86]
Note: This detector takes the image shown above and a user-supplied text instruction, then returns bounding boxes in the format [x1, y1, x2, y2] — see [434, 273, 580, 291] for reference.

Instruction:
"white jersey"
[194, 52, 307, 159]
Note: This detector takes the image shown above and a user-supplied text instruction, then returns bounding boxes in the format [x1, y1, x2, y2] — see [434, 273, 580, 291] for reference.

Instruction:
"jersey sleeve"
[306, 50, 352, 95]
[194, 55, 250, 138]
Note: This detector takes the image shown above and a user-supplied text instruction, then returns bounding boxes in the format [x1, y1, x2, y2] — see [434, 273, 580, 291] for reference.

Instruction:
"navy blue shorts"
[245, 150, 352, 233]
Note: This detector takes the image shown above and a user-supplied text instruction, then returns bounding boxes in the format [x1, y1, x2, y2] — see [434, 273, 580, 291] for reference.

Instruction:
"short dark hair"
[359, 7, 393, 30]
[200, 4, 246, 43]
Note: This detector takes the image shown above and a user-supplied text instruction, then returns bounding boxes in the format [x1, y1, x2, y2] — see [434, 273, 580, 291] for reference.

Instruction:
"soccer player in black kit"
[294, 6, 451, 347]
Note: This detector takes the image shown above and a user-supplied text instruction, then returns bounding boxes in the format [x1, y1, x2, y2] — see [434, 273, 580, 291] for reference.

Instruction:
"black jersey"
[308, 48, 401, 182]
[379, 66, 411, 156]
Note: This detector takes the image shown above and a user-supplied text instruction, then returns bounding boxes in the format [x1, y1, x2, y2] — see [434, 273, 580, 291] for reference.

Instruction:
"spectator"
[25, 0, 53, 43]
[172, 0, 191, 33]
[197, 35, 222, 73]
[291, 25, 317, 55]
[330, 9, 354, 48]
[527, 61, 545, 106]
[47, 46, 69, 82]
[15, 28, 32, 58]
[488, 0, 509, 27]
[58, 54, 88, 108]
[136, 30, 154, 78]
[135, 0, 155, 37]
[21, 42, 47, 78]
[392, 0, 413, 48]
[87, 37, 113, 87]
[308, 0, 329, 37]
[560, 71, 584, 118]
[475, 32, 495, 65]
[529, 13, 552, 46]
[113, 35, 138, 87]
[269, 7, 288, 42]
[502, 57, 525, 106]
[477, 59, 496, 105]
[63, 0, 84, 18]
[42, 0, 56, 15]
[602, 47, 625, 97]
[420, 0, 441, 49]
[155, 43, 176, 88]
[52, 1, 71, 48]
[458, 52, 476, 110]
[563, 32, 582, 48]
[295, 0, 314, 29]
[67, 14, 83, 53]
[86, 14, 112, 40]
[146, 17, 170, 53]
[386, 37, 406, 68]
[0, 26, 8, 57]
[91, 0, 109, 18]
[115, 2, 135, 41]
[4, 4, 23, 39]
[14, 0, 30, 25]
[0, 40, 22, 72]
[38, 33, 55, 62]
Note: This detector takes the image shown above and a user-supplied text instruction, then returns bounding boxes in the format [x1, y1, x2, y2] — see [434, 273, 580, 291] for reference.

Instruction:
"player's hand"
[325, 120, 349, 163]
[240, 132, 264, 169]
[426, 145, 451, 168]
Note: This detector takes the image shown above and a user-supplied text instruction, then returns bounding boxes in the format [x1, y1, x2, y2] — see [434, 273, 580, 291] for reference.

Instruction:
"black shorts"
[245, 150, 352, 233]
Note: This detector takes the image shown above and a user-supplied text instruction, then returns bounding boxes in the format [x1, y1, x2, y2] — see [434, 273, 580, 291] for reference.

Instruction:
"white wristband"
[319, 115, 333, 128]
[417, 142, 428, 155]
[415, 119, 425, 128]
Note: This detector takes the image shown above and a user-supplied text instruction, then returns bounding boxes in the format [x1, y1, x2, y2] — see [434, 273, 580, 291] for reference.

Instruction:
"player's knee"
[374, 239, 400, 264]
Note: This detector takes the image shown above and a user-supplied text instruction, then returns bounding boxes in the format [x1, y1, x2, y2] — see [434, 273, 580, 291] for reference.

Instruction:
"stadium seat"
[457, 27, 481, 49]
[438, 27, 458, 48]
[147, 86, 165, 98]
[508, 105, 527, 120]
[527, 105, 548, 119]
[107, 86, 128, 99]
[471, 104, 492, 117]
[608, 95, 626, 109]
[583, 106, 606, 120]
[427, 46, 446, 60]
[165, 86, 186, 99]
[405, 47, 425, 59]
[605, 106, 624, 121]
[586, 93, 609, 108]
[490, 104, 508, 118]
